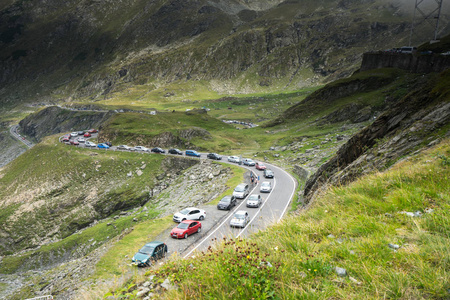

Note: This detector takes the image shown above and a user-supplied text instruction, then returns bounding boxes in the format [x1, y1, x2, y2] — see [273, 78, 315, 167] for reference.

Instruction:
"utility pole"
[409, 0, 445, 45]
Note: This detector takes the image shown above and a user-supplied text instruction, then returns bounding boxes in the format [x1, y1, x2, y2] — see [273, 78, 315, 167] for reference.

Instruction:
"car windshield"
[234, 186, 245, 192]
[262, 182, 270, 187]
[139, 246, 155, 255]
[220, 197, 231, 203]
[248, 195, 259, 200]
[177, 223, 189, 229]
[234, 213, 246, 219]
[258, 163, 265, 167]
[179, 209, 190, 215]
[266, 170, 273, 175]
[247, 159, 254, 163]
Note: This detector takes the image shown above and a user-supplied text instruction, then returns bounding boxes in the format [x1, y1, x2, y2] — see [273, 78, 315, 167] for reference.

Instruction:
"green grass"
[115, 139, 450, 299]
[0, 134, 181, 255]
[0, 207, 161, 274]
[207, 163, 247, 206]
[92, 215, 174, 280]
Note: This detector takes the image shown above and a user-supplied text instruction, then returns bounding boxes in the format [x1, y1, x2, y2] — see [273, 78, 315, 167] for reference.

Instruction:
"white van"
[399, 46, 417, 54]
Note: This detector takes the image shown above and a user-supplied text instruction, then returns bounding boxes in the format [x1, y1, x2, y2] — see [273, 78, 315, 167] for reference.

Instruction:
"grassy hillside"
[0, 134, 200, 256]
[267, 68, 418, 127]
[107, 139, 450, 299]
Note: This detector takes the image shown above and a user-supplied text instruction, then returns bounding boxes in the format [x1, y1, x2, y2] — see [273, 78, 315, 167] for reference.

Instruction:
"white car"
[230, 210, 250, 228]
[77, 137, 86, 143]
[246, 194, 262, 208]
[85, 141, 97, 147]
[134, 146, 150, 152]
[260, 181, 272, 193]
[173, 207, 206, 223]
[70, 132, 78, 137]
[233, 183, 249, 199]
[228, 156, 240, 163]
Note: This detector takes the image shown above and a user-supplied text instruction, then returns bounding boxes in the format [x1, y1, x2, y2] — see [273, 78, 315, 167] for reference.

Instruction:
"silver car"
[243, 159, 255, 166]
[246, 194, 262, 208]
[228, 156, 240, 163]
[85, 141, 97, 147]
[134, 146, 150, 152]
[230, 210, 250, 228]
[260, 181, 272, 193]
[117, 145, 134, 151]
[233, 183, 249, 199]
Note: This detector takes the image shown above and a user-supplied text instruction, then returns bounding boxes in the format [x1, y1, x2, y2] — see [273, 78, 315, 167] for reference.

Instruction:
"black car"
[77, 131, 84, 135]
[168, 148, 183, 155]
[105, 141, 112, 147]
[217, 195, 237, 210]
[207, 153, 222, 160]
[151, 147, 166, 154]
[264, 169, 274, 178]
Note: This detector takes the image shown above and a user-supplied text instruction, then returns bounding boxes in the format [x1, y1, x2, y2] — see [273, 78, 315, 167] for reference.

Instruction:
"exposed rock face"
[303, 70, 450, 204]
[320, 103, 373, 124]
[19, 106, 114, 141]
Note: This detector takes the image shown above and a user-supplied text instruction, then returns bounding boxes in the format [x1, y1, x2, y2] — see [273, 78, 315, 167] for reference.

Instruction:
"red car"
[62, 137, 70, 142]
[70, 139, 79, 145]
[170, 220, 202, 239]
[88, 129, 98, 133]
[255, 162, 267, 170]
[84, 132, 91, 137]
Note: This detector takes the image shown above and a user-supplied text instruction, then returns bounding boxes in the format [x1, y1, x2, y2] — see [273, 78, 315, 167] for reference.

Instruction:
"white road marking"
[182, 169, 259, 259]
[236, 178, 276, 238]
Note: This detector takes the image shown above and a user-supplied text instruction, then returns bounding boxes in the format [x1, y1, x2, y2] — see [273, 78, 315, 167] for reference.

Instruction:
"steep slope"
[19, 106, 114, 142]
[0, 137, 199, 255]
[0, 0, 430, 106]
[303, 69, 450, 204]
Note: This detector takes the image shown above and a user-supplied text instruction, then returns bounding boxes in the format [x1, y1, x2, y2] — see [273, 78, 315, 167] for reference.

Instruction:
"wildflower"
[274, 246, 278, 251]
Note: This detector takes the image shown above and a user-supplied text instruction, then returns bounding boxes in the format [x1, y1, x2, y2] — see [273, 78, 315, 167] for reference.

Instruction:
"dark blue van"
[185, 150, 201, 157]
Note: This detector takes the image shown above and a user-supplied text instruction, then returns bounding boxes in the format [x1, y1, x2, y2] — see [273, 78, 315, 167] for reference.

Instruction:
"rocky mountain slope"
[1, 0, 432, 106]
[303, 69, 450, 204]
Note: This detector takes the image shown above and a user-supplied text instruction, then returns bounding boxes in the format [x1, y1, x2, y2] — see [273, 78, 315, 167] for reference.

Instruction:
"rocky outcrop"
[19, 106, 114, 141]
[320, 103, 373, 124]
[303, 70, 450, 204]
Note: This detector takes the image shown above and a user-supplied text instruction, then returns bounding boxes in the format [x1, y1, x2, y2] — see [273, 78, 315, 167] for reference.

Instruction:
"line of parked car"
[61, 130, 278, 267]
[132, 164, 276, 267]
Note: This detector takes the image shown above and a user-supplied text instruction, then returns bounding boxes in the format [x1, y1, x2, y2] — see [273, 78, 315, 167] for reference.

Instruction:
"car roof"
[144, 241, 165, 247]
[235, 210, 247, 215]
[184, 207, 200, 211]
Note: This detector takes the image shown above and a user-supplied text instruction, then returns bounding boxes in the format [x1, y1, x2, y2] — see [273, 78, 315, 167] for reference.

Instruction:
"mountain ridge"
[1, 0, 427, 107]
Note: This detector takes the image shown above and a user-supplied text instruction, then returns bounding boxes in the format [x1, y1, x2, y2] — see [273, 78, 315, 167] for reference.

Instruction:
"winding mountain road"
[10, 128, 297, 259]
[9, 125, 34, 148]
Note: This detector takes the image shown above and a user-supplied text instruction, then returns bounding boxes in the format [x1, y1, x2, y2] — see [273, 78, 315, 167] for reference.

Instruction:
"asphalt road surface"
[9, 125, 34, 148]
